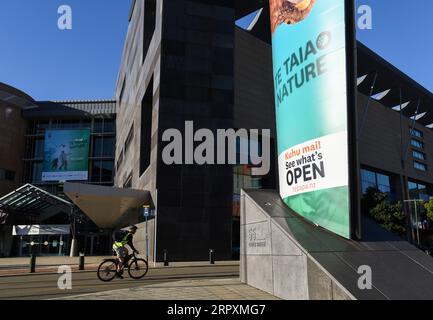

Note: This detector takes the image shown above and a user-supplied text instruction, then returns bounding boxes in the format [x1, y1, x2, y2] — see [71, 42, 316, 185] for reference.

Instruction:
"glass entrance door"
[16, 235, 70, 256]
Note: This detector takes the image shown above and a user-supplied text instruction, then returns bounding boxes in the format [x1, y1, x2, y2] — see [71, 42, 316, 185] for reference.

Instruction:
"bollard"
[209, 249, 215, 265]
[163, 249, 169, 266]
[30, 254, 36, 273]
[79, 252, 85, 270]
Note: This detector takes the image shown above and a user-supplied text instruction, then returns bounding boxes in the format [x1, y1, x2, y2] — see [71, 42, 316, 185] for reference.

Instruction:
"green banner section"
[42, 129, 90, 182]
[269, 0, 351, 238]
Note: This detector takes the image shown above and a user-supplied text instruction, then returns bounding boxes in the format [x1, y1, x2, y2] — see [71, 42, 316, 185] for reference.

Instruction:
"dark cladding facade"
[116, 0, 433, 262]
[1, 1, 432, 259]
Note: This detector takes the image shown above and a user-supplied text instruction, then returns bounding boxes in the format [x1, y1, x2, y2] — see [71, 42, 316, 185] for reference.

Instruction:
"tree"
[361, 187, 407, 237]
[424, 198, 433, 222]
[370, 201, 406, 236]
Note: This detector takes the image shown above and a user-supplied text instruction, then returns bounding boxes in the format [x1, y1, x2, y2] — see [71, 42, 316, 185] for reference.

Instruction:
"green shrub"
[424, 198, 433, 222]
[361, 187, 407, 237]
[369, 201, 406, 236]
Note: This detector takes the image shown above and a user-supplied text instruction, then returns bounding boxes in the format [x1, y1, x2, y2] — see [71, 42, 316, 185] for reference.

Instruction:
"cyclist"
[112, 225, 139, 278]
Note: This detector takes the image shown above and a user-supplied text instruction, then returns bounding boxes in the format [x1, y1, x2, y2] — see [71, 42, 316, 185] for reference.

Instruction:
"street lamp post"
[69, 206, 79, 257]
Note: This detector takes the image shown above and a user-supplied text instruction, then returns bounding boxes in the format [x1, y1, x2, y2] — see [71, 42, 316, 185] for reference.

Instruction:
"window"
[124, 173, 133, 189]
[143, 0, 157, 63]
[411, 139, 424, 149]
[32, 162, 43, 183]
[101, 161, 114, 182]
[119, 78, 126, 108]
[413, 150, 426, 161]
[104, 119, 116, 133]
[376, 173, 391, 193]
[91, 160, 102, 183]
[410, 128, 423, 138]
[361, 169, 391, 194]
[28, 121, 49, 135]
[414, 161, 427, 172]
[408, 181, 430, 201]
[34, 138, 45, 159]
[117, 152, 124, 171]
[140, 77, 153, 176]
[57, 120, 80, 129]
[93, 119, 104, 133]
[102, 137, 115, 157]
[93, 137, 103, 157]
[125, 124, 134, 154]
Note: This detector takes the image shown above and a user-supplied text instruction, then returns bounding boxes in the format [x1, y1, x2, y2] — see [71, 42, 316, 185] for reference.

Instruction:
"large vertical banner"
[42, 129, 91, 182]
[269, 0, 356, 238]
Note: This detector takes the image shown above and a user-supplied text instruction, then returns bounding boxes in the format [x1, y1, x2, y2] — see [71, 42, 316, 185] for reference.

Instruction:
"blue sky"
[239, 0, 433, 93]
[0, 0, 131, 100]
[0, 1, 432, 100]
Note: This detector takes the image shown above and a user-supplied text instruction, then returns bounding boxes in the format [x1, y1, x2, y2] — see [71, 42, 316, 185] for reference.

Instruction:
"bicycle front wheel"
[97, 260, 118, 282]
[128, 258, 149, 279]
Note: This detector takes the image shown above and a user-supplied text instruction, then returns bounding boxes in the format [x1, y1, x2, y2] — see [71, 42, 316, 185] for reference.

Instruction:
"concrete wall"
[240, 190, 353, 300]
[0, 103, 26, 197]
[115, 0, 162, 202]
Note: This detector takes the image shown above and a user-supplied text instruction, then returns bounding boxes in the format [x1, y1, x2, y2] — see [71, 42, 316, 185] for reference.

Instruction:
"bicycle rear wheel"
[128, 258, 149, 279]
[97, 260, 118, 282]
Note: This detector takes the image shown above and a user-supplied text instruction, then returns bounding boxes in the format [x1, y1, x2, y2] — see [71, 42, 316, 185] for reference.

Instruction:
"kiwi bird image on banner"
[270, 0, 316, 33]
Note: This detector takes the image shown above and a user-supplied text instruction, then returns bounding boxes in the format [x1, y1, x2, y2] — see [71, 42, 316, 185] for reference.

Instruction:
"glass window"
[117, 152, 124, 171]
[125, 125, 134, 154]
[377, 173, 391, 193]
[91, 161, 102, 183]
[414, 161, 427, 172]
[58, 120, 80, 129]
[413, 150, 426, 161]
[361, 169, 391, 194]
[408, 181, 431, 201]
[35, 121, 49, 134]
[411, 139, 424, 149]
[123, 174, 133, 188]
[93, 137, 103, 157]
[143, 0, 157, 63]
[408, 182, 418, 191]
[103, 120, 116, 133]
[102, 137, 115, 157]
[32, 162, 43, 183]
[34, 138, 45, 159]
[410, 128, 423, 138]
[93, 119, 104, 133]
[101, 161, 114, 182]
[361, 169, 376, 184]
[81, 120, 92, 129]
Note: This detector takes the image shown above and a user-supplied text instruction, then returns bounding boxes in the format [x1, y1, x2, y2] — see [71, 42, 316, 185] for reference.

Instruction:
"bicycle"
[97, 251, 148, 282]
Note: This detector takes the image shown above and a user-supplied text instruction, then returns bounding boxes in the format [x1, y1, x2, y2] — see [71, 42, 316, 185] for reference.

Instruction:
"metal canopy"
[0, 184, 73, 221]
[64, 182, 151, 229]
[357, 42, 433, 128]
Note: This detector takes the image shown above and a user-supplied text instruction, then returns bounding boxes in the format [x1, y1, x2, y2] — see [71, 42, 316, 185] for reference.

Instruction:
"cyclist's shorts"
[113, 246, 128, 258]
